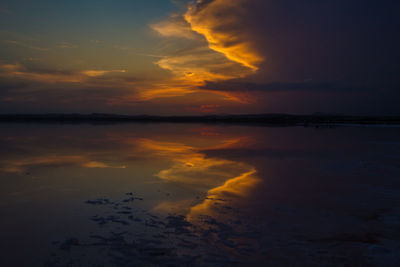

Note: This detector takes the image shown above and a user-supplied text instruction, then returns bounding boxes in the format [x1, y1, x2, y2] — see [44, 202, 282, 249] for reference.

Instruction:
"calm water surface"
[0, 123, 400, 266]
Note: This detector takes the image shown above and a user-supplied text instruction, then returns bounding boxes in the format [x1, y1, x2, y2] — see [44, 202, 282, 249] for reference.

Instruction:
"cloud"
[151, 14, 198, 39]
[200, 80, 376, 92]
[0, 62, 225, 107]
[0, 62, 142, 110]
[0, 63, 84, 83]
[154, 0, 399, 89]
[184, 0, 263, 70]
[185, 104, 221, 113]
[4, 40, 49, 51]
[56, 42, 77, 49]
[136, 87, 197, 101]
[82, 161, 126, 169]
[81, 69, 126, 77]
[0, 63, 128, 83]
[0, 82, 137, 114]
[147, 0, 264, 101]
[155, 46, 251, 82]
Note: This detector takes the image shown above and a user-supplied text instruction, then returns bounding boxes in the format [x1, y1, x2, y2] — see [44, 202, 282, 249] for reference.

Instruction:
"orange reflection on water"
[140, 136, 261, 221]
[187, 168, 260, 222]
[0, 129, 261, 226]
[0, 155, 125, 173]
[139, 138, 248, 189]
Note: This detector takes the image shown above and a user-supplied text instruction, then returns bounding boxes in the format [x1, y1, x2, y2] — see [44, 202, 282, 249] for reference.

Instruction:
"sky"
[0, 0, 399, 115]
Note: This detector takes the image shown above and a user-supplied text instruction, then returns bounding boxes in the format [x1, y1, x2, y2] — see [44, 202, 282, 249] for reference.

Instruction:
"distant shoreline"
[0, 113, 400, 126]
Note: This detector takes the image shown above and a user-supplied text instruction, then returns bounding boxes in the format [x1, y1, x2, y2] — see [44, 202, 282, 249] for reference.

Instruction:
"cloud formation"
[154, 0, 264, 78]
[146, 0, 265, 102]
[56, 42, 77, 49]
[184, 0, 263, 71]
[1, 0, 267, 106]
[0, 63, 128, 83]
[4, 40, 49, 51]
[81, 69, 127, 77]
[201, 80, 376, 92]
[151, 14, 198, 39]
[1, 0, 399, 114]
[155, 46, 251, 82]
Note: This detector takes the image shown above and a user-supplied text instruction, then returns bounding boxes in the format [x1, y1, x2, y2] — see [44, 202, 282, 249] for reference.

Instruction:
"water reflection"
[1, 124, 400, 266]
[1, 155, 126, 173]
[188, 168, 259, 220]
[136, 137, 261, 225]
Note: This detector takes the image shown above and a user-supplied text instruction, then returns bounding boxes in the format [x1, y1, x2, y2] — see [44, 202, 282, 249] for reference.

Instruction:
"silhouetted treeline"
[0, 113, 399, 125]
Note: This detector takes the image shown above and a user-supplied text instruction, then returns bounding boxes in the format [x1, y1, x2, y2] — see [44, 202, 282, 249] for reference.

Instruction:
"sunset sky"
[0, 0, 399, 115]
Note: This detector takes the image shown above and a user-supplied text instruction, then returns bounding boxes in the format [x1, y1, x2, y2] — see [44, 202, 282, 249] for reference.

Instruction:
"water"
[0, 123, 399, 266]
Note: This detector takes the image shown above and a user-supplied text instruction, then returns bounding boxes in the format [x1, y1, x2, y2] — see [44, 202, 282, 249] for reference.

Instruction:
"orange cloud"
[137, 88, 196, 100]
[4, 40, 49, 51]
[151, 14, 198, 39]
[0, 63, 127, 84]
[146, 0, 263, 102]
[81, 69, 126, 77]
[155, 46, 251, 83]
[56, 42, 78, 49]
[0, 63, 84, 83]
[185, 0, 263, 71]
[81, 161, 126, 169]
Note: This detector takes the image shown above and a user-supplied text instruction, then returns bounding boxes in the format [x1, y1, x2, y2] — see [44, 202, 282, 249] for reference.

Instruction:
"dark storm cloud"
[187, 0, 400, 114]
[184, 0, 399, 83]
[201, 80, 378, 93]
[243, 0, 400, 84]
[180, 0, 399, 91]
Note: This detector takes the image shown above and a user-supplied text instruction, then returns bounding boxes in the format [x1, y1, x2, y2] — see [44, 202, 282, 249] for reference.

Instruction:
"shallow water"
[0, 123, 400, 266]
